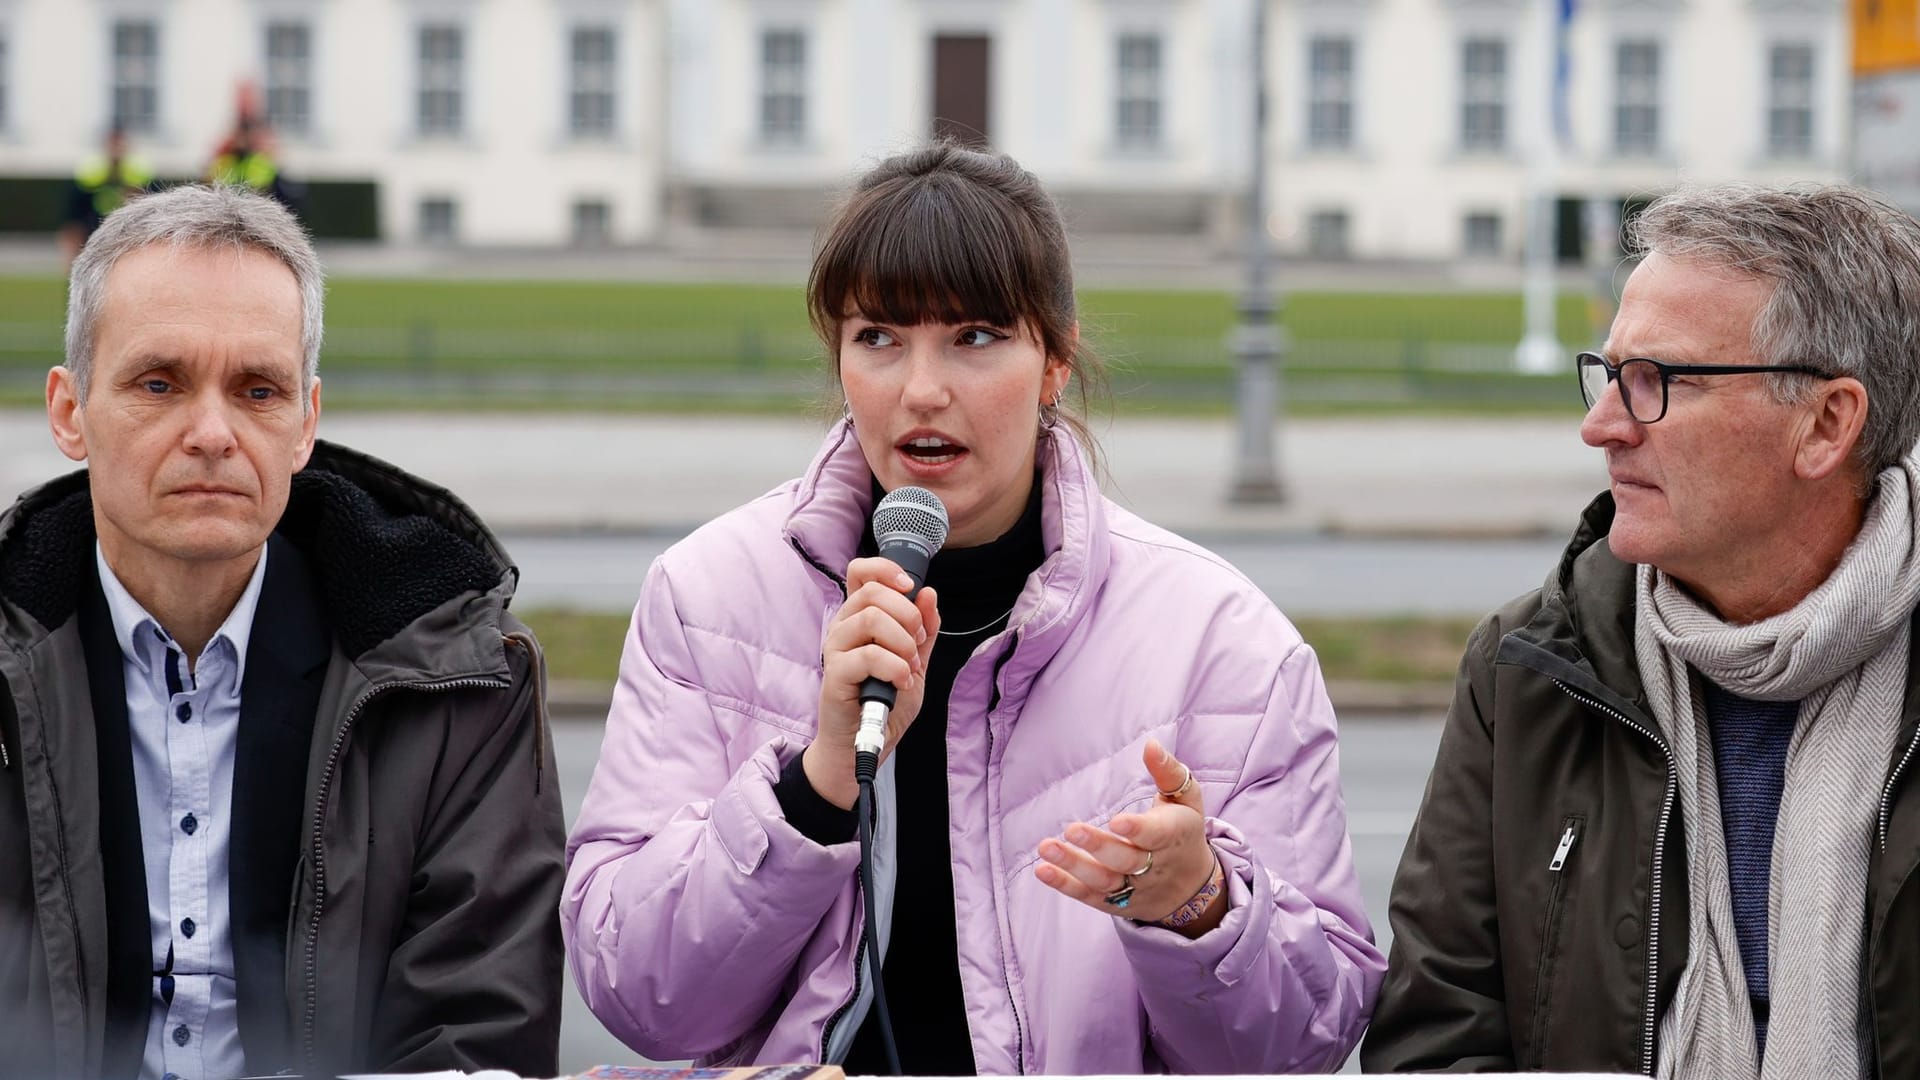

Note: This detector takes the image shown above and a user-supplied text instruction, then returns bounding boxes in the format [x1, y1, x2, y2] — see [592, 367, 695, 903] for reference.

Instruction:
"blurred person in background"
[0, 185, 563, 1079]
[1364, 184, 1920, 1077]
[61, 125, 154, 266]
[206, 84, 303, 214]
[563, 143, 1383, 1075]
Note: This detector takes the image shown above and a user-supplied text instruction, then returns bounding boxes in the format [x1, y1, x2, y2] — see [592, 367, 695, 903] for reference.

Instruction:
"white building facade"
[0, 0, 670, 246]
[0, 0, 1850, 257]
[663, 0, 1257, 240]
[1268, 0, 1850, 260]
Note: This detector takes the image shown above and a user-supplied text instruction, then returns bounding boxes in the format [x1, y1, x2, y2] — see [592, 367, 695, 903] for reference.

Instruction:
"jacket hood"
[0, 439, 517, 670]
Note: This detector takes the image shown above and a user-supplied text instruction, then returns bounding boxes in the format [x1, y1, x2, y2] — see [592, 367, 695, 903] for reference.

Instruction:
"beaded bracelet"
[1153, 857, 1226, 929]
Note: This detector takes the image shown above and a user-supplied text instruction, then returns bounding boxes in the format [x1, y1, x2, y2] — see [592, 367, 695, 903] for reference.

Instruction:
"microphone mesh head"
[872, 485, 949, 554]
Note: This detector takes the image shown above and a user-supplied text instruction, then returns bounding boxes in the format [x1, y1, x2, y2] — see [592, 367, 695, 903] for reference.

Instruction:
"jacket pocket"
[1529, 814, 1583, 1069]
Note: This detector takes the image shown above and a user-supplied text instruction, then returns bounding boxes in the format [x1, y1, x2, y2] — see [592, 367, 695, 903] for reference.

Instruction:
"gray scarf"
[1637, 457, 1920, 1080]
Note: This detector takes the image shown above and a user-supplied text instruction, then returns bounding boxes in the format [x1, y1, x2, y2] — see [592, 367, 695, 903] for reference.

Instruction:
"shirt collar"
[94, 541, 271, 685]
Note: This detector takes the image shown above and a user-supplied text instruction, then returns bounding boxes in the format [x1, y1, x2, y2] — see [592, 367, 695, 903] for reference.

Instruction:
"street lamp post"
[1229, 0, 1286, 504]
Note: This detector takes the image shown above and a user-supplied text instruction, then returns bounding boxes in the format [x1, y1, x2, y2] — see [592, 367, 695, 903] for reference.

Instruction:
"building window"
[1307, 36, 1354, 151]
[1115, 33, 1162, 149]
[265, 22, 312, 135]
[419, 197, 458, 244]
[570, 26, 616, 138]
[112, 20, 161, 134]
[417, 25, 464, 137]
[572, 199, 612, 246]
[1767, 43, 1814, 158]
[1463, 212, 1503, 257]
[760, 30, 806, 144]
[1307, 209, 1351, 259]
[1460, 38, 1506, 152]
[1614, 40, 1660, 156]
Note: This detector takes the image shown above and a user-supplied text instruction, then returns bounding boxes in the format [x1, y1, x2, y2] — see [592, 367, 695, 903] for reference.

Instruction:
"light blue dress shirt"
[96, 543, 268, 1080]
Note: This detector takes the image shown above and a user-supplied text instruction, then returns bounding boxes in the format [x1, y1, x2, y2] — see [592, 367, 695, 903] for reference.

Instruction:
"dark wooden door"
[932, 35, 991, 146]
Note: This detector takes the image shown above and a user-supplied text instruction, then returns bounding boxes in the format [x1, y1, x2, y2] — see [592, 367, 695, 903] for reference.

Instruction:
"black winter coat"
[0, 441, 565, 1079]
[1363, 493, 1920, 1076]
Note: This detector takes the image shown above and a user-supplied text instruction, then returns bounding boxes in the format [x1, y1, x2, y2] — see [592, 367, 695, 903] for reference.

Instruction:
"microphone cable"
[854, 748, 902, 1075]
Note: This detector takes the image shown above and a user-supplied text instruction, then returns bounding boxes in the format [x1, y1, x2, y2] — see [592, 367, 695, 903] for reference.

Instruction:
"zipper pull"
[1549, 824, 1577, 872]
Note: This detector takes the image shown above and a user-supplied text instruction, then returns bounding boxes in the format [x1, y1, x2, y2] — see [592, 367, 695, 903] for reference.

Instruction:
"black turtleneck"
[774, 477, 1045, 1075]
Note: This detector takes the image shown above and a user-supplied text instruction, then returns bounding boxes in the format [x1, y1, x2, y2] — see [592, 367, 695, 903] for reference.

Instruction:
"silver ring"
[1158, 764, 1194, 800]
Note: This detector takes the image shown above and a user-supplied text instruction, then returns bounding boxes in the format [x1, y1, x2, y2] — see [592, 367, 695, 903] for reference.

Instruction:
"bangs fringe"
[810, 173, 1047, 337]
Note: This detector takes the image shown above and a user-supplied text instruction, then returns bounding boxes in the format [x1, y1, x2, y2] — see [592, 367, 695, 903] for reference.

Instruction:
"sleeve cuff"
[773, 749, 858, 846]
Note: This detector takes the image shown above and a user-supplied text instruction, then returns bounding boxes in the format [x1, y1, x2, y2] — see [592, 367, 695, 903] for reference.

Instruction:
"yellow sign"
[1858, 0, 1920, 74]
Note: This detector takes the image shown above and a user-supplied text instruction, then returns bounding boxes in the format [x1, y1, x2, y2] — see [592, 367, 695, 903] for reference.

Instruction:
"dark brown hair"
[807, 142, 1105, 456]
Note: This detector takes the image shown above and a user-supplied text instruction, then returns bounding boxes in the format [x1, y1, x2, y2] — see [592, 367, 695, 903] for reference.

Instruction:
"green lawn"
[0, 275, 1600, 412]
[524, 607, 1479, 687]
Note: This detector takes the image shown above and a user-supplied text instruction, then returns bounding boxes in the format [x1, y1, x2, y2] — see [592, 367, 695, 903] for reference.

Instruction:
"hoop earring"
[1039, 403, 1060, 430]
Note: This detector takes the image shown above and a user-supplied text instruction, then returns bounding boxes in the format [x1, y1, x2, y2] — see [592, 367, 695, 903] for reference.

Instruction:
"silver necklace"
[938, 604, 1016, 637]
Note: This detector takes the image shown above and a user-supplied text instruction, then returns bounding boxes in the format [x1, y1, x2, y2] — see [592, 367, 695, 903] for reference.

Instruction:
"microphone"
[854, 485, 948, 776]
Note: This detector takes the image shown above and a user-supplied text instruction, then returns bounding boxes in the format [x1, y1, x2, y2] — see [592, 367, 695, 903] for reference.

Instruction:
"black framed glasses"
[1575, 351, 1834, 423]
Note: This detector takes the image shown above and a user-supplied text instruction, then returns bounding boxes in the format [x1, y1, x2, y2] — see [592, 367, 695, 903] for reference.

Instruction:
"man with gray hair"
[1363, 183, 1920, 1077]
[0, 185, 565, 1079]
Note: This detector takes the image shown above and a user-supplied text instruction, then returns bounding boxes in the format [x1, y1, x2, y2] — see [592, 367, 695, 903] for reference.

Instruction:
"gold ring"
[1130, 850, 1153, 877]
[1157, 764, 1194, 799]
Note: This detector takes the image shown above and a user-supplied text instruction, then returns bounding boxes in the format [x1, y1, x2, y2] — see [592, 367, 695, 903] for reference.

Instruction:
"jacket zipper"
[818, 869, 869, 1062]
[299, 674, 509, 1067]
[1877, 724, 1920, 853]
[1531, 818, 1580, 1068]
[982, 648, 1026, 1074]
[1552, 680, 1673, 1078]
[804, 539, 862, 1064]
[1548, 823, 1578, 872]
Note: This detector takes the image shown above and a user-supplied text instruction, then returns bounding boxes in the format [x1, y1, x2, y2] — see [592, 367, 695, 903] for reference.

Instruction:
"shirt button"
[171, 1024, 190, 1047]
[175, 702, 192, 723]
[180, 917, 196, 938]
[180, 813, 197, 836]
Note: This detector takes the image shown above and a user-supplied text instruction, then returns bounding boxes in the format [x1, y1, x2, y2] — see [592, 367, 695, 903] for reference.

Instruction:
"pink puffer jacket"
[562, 421, 1383, 1074]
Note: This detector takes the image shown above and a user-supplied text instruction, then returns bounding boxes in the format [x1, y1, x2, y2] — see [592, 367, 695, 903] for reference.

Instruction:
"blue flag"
[1554, 0, 1578, 149]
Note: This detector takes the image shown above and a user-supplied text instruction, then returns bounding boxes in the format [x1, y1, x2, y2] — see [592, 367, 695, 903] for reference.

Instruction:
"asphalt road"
[508, 532, 1568, 619]
[548, 713, 1445, 1074]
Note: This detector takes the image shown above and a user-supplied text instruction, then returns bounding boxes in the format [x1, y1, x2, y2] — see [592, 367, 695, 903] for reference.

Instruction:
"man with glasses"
[1363, 183, 1920, 1077]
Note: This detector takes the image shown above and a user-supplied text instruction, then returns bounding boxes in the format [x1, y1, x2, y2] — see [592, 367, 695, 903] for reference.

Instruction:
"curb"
[546, 678, 1452, 722]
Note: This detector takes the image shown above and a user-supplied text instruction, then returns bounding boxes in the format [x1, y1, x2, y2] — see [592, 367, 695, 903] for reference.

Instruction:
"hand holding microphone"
[802, 487, 948, 810]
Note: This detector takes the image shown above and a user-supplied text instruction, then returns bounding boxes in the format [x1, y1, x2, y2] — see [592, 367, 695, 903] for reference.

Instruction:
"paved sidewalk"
[1, 408, 1608, 538]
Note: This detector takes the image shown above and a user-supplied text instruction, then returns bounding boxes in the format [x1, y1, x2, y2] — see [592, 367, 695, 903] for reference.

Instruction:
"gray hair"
[1629, 183, 1920, 475]
[64, 184, 324, 403]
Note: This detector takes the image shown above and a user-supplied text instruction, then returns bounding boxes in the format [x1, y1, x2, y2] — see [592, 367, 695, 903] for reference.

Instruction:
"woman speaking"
[561, 144, 1383, 1074]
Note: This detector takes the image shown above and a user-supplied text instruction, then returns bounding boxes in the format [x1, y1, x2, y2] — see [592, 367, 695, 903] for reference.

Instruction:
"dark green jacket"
[0, 441, 565, 1079]
[1362, 492, 1920, 1075]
